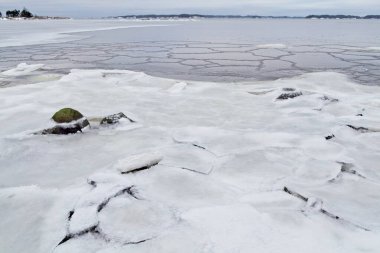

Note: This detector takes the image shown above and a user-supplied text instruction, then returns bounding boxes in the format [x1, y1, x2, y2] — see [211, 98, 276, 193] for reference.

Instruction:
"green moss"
[52, 108, 84, 123]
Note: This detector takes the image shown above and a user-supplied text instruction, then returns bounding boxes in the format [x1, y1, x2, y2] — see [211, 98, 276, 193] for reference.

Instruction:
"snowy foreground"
[0, 64, 380, 253]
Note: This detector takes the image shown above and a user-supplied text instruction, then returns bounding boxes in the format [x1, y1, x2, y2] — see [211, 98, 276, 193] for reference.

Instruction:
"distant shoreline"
[2, 14, 380, 21]
[107, 14, 380, 20]
[0, 8, 70, 20]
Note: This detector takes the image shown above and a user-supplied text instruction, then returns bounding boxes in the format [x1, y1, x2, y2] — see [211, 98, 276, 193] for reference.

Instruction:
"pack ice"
[0, 64, 379, 253]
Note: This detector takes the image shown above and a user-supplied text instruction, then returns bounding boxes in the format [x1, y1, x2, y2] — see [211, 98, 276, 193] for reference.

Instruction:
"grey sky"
[1, 0, 379, 17]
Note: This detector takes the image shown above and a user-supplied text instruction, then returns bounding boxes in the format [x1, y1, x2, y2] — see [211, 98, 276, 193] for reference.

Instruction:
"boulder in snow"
[100, 112, 134, 125]
[41, 124, 84, 135]
[52, 108, 89, 127]
[277, 92, 303, 100]
[40, 108, 90, 135]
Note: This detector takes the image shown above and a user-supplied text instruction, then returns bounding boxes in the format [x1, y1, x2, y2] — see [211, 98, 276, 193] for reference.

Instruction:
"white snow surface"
[0, 65, 380, 253]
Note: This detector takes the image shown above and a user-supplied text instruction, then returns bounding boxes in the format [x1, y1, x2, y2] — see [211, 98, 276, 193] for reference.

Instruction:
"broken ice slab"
[114, 153, 163, 174]
[98, 197, 176, 243]
[161, 144, 216, 175]
[68, 206, 98, 234]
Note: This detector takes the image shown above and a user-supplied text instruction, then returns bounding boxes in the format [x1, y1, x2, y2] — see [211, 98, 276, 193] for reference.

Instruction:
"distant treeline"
[113, 14, 380, 20]
[306, 15, 380, 19]
[0, 8, 33, 18]
[115, 14, 302, 19]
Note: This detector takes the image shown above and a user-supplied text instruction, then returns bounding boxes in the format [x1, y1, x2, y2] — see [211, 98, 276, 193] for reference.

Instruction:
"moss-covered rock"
[52, 108, 84, 123]
[39, 108, 90, 135]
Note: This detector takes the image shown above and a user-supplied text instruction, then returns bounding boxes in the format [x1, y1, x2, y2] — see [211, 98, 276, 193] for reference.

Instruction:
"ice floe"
[114, 153, 163, 174]
[0, 63, 44, 76]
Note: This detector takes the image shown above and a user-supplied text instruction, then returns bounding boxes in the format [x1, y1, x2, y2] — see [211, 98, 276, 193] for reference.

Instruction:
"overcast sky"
[1, 0, 379, 17]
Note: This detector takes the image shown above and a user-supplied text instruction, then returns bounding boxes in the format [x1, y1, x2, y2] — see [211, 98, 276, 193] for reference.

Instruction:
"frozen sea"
[1, 19, 380, 84]
[0, 19, 380, 253]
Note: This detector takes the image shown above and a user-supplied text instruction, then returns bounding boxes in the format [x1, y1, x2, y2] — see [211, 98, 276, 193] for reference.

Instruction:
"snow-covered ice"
[366, 47, 380, 51]
[114, 153, 163, 174]
[0, 64, 380, 252]
[0, 19, 172, 48]
[0, 63, 45, 76]
[167, 82, 188, 93]
[256, 43, 287, 49]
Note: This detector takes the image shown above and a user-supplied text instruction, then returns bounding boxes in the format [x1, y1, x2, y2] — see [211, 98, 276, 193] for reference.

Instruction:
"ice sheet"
[0, 19, 171, 48]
